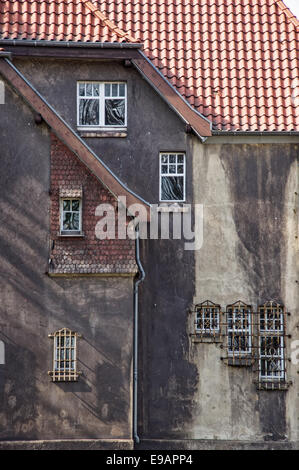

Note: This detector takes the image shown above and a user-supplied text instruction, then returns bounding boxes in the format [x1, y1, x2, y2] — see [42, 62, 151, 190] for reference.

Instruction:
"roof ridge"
[275, 0, 299, 29]
[83, 0, 139, 43]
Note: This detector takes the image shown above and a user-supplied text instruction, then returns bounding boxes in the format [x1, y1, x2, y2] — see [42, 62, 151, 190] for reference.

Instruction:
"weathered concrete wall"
[190, 140, 299, 443]
[0, 78, 134, 441]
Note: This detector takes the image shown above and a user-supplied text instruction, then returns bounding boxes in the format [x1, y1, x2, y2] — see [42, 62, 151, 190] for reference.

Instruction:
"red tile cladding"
[49, 134, 137, 275]
[0, 0, 298, 132]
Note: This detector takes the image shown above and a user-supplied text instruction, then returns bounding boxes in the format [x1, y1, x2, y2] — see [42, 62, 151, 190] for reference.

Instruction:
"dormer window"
[77, 81, 127, 129]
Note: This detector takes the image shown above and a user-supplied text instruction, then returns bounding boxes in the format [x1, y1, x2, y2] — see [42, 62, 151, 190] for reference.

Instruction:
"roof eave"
[0, 39, 144, 49]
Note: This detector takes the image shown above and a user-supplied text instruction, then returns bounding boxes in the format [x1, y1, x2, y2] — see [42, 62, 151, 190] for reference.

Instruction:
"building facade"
[0, 0, 298, 450]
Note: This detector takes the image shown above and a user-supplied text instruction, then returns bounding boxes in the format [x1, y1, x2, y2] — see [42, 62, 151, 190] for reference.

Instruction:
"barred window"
[48, 328, 81, 382]
[195, 300, 220, 336]
[258, 302, 286, 388]
[226, 301, 252, 361]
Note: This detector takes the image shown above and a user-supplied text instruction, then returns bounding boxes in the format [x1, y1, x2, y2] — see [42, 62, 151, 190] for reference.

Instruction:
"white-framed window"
[60, 198, 82, 235]
[48, 328, 81, 382]
[226, 301, 252, 357]
[159, 153, 186, 202]
[258, 302, 286, 382]
[77, 81, 127, 129]
[195, 300, 220, 335]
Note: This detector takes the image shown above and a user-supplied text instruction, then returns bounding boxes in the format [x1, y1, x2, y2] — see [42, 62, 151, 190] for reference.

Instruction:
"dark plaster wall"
[13, 58, 191, 205]
[0, 78, 135, 440]
[10, 58, 199, 438]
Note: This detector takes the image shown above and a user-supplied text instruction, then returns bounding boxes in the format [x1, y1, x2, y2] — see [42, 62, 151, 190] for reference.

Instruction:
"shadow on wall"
[0, 340, 38, 440]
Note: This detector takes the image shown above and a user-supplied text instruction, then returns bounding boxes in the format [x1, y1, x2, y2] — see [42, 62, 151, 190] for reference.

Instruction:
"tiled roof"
[0, 0, 298, 132]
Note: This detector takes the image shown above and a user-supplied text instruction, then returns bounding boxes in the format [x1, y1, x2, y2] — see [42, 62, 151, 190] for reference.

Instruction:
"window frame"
[159, 152, 186, 203]
[48, 328, 81, 382]
[195, 300, 221, 336]
[258, 302, 286, 384]
[60, 197, 82, 236]
[226, 301, 252, 358]
[77, 81, 127, 130]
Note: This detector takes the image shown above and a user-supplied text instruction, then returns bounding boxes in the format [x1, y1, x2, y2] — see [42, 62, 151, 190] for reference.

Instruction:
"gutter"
[211, 131, 299, 136]
[133, 225, 145, 445]
[0, 39, 143, 49]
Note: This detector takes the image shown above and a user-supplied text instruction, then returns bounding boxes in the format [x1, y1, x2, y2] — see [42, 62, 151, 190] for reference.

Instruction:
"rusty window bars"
[48, 328, 81, 382]
[192, 300, 290, 388]
[257, 301, 287, 390]
[194, 300, 221, 337]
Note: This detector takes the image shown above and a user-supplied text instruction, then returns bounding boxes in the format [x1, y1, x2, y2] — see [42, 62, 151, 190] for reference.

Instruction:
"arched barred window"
[195, 300, 220, 336]
[48, 328, 81, 382]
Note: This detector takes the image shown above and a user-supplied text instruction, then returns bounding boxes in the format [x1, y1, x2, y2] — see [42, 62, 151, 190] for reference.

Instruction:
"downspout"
[133, 224, 145, 445]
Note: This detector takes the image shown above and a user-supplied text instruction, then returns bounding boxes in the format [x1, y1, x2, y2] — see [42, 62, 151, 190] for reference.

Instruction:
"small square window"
[60, 198, 82, 235]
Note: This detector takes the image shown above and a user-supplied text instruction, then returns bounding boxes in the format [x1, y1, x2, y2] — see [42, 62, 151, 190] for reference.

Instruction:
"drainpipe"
[133, 224, 145, 445]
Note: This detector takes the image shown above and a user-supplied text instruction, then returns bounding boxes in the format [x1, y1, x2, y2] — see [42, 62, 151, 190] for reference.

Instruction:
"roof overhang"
[0, 40, 212, 139]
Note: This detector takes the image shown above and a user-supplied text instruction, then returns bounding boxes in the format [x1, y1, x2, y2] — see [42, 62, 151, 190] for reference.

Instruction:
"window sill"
[78, 128, 127, 138]
[157, 203, 190, 213]
[191, 333, 222, 344]
[255, 380, 291, 391]
[222, 356, 254, 367]
[58, 232, 85, 238]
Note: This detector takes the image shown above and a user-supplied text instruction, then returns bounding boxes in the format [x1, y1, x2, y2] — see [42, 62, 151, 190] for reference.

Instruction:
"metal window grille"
[257, 302, 287, 389]
[195, 300, 220, 337]
[48, 328, 81, 382]
[225, 301, 252, 364]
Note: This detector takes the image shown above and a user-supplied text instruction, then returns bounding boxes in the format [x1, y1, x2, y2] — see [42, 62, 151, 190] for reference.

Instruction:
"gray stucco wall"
[189, 140, 299, 443]
[0, 78, 134, 440]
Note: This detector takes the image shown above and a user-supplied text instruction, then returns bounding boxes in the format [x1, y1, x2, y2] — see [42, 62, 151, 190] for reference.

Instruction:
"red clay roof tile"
[0, 0, 298, 132]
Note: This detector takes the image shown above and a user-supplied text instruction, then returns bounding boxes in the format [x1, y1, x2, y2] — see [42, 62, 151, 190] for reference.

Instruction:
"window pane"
[112, 83, 118, 97]
[161, 154, 168, 164]
[93, 83, 99, 96]
[169, 155, 176, 163]
[161, 165, 168, 174]
[169, 164, 176, 174]
[79, 83, 85, 96]
[63, 200, 71, 211]
[177, 154, 184, 163]
[105, 99, 125, 126]
[161, 176, 184, 201]
[119, 83, 125, 96]
[72, 200, 80, 211]
[79, 99, 99, 126]
[177, 165, 184, 174]
[105, 83, 111, 97]
[63, 212, 80, 231]
[86, 83, 92, 96]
